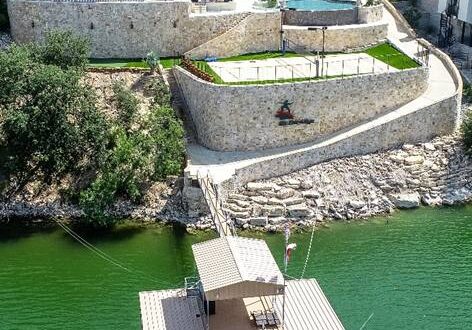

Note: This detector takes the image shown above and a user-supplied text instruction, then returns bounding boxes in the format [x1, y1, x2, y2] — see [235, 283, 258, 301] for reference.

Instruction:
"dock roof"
[192, 236, 284, 301]
[139, 289, 206, 330]
[274, 279, 345, 330]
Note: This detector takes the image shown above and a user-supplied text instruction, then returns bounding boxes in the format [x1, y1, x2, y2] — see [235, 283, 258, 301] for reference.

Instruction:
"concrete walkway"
[185, 7, 459, 185]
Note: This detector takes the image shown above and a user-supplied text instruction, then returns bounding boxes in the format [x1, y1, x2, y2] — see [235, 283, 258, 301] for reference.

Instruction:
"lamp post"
[308, 26, 328, 76]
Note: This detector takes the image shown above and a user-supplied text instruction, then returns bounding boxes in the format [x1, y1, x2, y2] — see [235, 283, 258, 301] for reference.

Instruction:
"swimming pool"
[285, 0, 355, 11]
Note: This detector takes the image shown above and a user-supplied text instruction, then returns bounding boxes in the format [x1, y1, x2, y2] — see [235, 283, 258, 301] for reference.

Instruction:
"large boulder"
[389, 192, 421, 209]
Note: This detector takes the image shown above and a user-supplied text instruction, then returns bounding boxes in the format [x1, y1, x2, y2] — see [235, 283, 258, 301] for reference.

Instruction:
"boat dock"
[139, 175, 344, 329]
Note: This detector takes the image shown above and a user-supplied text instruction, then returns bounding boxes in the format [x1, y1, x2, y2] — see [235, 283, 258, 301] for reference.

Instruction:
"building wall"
[174, 66, 429, 152]
[7, 0, 248, 58]
[284, 21, 388, 52]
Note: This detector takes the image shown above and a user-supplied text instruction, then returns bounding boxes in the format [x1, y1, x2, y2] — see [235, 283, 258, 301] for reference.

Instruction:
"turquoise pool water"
[286, 0, 355, 10]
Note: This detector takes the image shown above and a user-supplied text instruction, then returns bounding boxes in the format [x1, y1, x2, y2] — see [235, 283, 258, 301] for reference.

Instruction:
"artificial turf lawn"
[363, 43, 420, 69]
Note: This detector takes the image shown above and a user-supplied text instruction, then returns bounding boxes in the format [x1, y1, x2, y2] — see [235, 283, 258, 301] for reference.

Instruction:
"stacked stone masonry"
[7, 0, 387, 58]
[174, 66, 429, 151]
[225, 135, 472, 230]
[284, 21, 388, 53]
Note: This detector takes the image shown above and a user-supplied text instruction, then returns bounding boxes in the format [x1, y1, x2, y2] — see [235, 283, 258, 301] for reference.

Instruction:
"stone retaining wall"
[174, 65, 428, 151]
[223, 135, 472, 230]
[284, 21, 388, 52]
[282, 5, 383, 26]
[283, 8, 358, 26]
[7, 0, 248, 58]
[220, 94, 460, 194]
[357, 4, 384, 23]
[185, 12, 281, 59]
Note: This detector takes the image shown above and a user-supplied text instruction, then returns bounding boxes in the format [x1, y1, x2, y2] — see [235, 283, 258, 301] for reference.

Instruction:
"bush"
[112, 82, 140, 129]
[146, 78, 171, 106]
[148, 105, 185, 180]
[39, 30, 90, 70]
[79, 129, 154, 225]
[463, 84, 472, 103]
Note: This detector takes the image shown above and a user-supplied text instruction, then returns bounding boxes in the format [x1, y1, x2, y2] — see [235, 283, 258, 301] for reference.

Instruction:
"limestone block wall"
[284, 21, 388, 52]
[357, 4, 384, 24]
[174, 65, 428, 152]
[220, 94, 461, 193]
[7, 0, 248, 58]
[185, 12, 281, 59]
[283, 8, 358, 26]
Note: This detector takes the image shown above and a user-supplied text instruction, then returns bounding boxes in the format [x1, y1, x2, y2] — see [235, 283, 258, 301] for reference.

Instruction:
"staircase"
[197, 173, 235, 237]
[161, 68, 198, 143]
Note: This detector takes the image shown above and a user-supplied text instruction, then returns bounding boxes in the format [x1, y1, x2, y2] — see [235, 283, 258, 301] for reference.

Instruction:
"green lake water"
[1, 206, 472, 329]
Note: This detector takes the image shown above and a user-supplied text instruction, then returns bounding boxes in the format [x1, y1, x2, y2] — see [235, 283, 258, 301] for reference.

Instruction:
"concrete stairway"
[161, 68, 198, 144]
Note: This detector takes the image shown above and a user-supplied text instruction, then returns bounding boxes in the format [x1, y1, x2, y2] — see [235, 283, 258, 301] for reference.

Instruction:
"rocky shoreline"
[2, 134, 472, 230]
[221, 134, 472, 231]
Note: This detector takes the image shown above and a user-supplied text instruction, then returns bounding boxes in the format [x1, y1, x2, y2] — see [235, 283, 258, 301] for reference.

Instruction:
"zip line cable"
[360, 312, 374, 330]
[299, 219, 316, 279]
[54, 219, 172, 287]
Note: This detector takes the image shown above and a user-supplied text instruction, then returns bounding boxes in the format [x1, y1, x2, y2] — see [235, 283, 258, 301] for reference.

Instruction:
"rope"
[54, 219, 172, 287]
[360, 312, 374, 330]
[299, 219, 316, 279]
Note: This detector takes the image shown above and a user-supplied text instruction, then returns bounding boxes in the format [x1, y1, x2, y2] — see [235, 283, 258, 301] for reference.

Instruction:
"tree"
[0, 58, 108, 195]
[39, 30, 90, 70]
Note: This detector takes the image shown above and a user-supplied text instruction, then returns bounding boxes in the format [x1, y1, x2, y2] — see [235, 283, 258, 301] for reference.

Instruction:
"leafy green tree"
[0, 60, 108, 195]
[112, 82, 140, 130]
[146, 78, 171, 107]
[39, 30, 90, 70]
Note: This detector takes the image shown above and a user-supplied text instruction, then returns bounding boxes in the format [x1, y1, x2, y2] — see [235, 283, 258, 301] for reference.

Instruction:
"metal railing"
[197, 172, 236, 237]
[211, 53, 423, 84]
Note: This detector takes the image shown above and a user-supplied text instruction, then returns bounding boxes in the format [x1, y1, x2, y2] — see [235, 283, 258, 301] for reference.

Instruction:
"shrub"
[79, 128, 154, 225]
[39, 30, 90, 70]
[146, 78, 171, 107]
[148, 105, 185, 180]
[145, 51, 159, 75]
[112, 82, 140, 129]
[463, 83, 472, 103]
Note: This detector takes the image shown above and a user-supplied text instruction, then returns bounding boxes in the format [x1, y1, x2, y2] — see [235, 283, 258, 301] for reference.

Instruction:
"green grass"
[88, 57, 182, 69]
[160, 57, 181, 69]
[88, 58, 149, 68]
[363, 43, 420, 69]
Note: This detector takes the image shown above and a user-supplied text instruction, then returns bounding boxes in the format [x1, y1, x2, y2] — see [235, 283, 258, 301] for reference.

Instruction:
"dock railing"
[197, 172, 236, 237]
